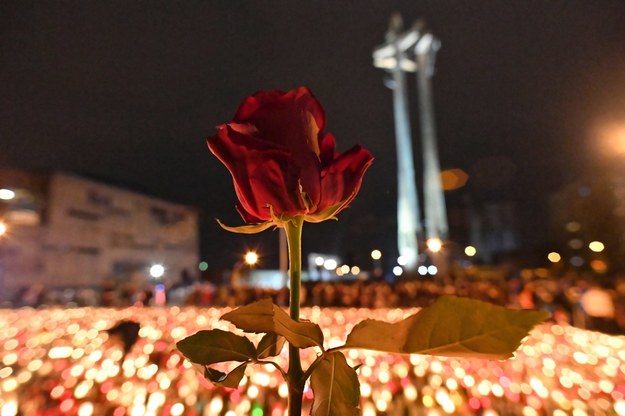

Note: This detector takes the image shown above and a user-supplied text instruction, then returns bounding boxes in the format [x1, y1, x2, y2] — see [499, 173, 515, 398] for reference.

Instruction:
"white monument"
[373, 14, 448, 271]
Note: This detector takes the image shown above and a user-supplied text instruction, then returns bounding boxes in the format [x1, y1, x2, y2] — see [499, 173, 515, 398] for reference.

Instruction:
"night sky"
[2, 1, 625, 271]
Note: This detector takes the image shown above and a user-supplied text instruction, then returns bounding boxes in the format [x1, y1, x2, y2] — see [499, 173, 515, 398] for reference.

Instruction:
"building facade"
[0, 169, 199, 295]
[549, 175, 622, 273]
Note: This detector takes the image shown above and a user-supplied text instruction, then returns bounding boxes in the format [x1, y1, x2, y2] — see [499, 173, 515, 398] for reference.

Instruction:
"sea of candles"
[1, 305, 624, 415]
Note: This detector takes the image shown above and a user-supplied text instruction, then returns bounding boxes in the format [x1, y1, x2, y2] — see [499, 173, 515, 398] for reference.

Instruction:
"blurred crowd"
[196, 272, 625, 335]
[6, 269, 625, 335]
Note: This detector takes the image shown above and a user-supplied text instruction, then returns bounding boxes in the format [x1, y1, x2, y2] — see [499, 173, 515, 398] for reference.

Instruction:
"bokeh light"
[589, 241, 605, 253]
[323, 259, 337, 271]
[440, 168, 469, 191]
[244, 251, 258, 266]
[0, 188, 16, 200]
[0, 307, 623, 415]
[547, 252, 561, 263]
[427, 238, 443, 253]
[149, 264, 165, 279]
[370, 250, 382, 260]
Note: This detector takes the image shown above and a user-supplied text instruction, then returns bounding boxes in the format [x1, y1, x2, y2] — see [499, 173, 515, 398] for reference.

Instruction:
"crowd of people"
[6, 267, 625, 335]
[179, 269, 625, 335]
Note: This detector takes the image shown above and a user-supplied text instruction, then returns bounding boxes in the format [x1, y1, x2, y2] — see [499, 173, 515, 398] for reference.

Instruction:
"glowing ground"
[1, 306, 624, 415]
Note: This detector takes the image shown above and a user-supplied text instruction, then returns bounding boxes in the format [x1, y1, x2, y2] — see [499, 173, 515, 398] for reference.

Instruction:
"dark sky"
[2, 1, 625, 270]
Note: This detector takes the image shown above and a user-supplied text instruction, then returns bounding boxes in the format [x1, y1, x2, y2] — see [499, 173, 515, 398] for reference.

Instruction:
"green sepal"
[303, 187, 360, 224]
[216, 219, 274, 234]
[303, 201, 342, 223]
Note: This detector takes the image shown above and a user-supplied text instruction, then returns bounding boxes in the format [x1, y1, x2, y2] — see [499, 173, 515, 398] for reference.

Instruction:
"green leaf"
[204, 363, 247, 388]
[216, 219, 274, 234]
[257, 333, 286, 359]
[310, 352, 360, 416]
[176, 329, 256, 365]
[345, 296, 549, 360]
[221, 298, 324, 348]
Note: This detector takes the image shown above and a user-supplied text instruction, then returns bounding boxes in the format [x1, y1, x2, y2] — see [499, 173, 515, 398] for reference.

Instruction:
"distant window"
[108, 206, 131, 217]
[75, 246, 100, 255]
[66, 208, 100, 221]
[150, 206, 168, 224]
[87, 190, 112, 207]
[150, 206, 188, 226]
[111, 232, 133, 247]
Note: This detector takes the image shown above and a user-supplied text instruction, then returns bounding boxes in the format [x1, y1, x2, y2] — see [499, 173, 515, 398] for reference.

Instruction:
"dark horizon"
[3, 1, 625, 272]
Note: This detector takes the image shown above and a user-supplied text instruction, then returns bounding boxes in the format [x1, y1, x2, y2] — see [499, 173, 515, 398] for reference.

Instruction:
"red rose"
[207, 87, 373, 231]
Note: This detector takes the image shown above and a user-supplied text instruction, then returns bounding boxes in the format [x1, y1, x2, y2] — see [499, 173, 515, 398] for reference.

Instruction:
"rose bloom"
[208, 87, 373, 227]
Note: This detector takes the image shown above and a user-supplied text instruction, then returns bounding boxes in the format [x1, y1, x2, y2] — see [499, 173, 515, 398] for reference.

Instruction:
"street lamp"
[149, 264, 165, 279]
[244, 251, 258, 266]
[548, 252, 561, 263]
[231, 251, 259, 288]
[588, 241, 605, 253]
[426, 237, 443, 253]
[464, 245, 477, 257]
[0, 222, 6, 238]
[323, 259, 337, 271]
[0, 189, 15, 200]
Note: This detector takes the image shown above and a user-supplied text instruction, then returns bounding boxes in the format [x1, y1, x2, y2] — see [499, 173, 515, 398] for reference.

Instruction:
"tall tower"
[373, 14, 421, 271]
[373, 14, 448, 272]
[415, 33, 448, 242]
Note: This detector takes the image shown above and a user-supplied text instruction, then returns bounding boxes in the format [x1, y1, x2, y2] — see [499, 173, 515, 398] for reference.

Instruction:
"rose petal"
[208, 126, 296, 220]
[319, 145, 374, 215]
[319, 133, 337, 167]
[232, 88, 324, 209]
[207, 87, 372, 225]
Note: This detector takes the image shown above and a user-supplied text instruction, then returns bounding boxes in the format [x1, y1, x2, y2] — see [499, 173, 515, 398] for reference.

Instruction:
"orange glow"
[595, 122, 625, 157]
[244, 251, 258, 266]
[440, 168, 469, 191]
[0, 306, 623, 414]
[590, 259, 608, 273]
[427, 238, 443, 253]
[547, 252, 561, 263]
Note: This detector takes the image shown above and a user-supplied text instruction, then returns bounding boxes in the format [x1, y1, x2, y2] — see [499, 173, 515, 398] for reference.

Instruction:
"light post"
[426, 237, 442, 253]
[464, 245, 477, 258]
[0, 189, 16, 201]
[149, 263, 165, 279]
[231, 251, 258, 288]
[370, 249, 383, 279]
[244, 251, 258, 266]
[426, 237, 448, 277]
[0, 221, 6, 297]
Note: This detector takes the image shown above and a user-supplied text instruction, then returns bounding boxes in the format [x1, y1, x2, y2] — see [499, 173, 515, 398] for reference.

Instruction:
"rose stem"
[286, 216, 305, 415]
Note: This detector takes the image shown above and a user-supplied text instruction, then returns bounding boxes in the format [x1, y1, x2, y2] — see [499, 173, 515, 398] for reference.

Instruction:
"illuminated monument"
[373, 14, 448, 271]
